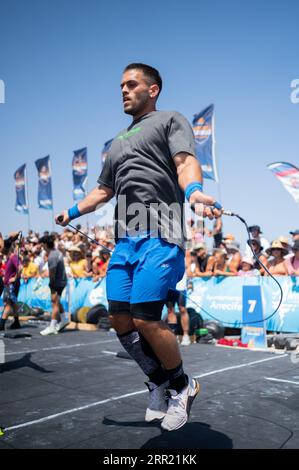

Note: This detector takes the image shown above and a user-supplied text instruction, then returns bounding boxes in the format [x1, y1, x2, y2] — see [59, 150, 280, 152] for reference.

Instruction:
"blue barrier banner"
[1, 277, 299, 333]
[18, 278, 69, 311]
[68, 277, 107, 313]
[241, 285, 267, 348]
[187, 276, 299, 333]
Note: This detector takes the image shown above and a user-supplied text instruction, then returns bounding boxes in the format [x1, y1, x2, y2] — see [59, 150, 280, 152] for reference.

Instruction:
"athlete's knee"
[133, 318, 166, 335]
[108, 302, 135, 334]
[179, 306, 187, 315]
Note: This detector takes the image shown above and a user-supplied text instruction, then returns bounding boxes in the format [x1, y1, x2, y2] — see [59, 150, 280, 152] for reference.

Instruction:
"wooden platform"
[66, 321, 98, 331]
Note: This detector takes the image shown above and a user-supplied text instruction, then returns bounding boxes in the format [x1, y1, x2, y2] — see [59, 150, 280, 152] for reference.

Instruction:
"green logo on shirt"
[117, 127, 142, 140]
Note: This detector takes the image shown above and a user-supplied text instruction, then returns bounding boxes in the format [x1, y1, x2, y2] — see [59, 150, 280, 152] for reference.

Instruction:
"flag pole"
[211, 109, 221, 199]
[25, 165, 31, 234]
[48, 158, 55, 232]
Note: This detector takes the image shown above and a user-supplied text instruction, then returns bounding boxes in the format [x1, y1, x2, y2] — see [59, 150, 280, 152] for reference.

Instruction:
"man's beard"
[124, 93, 148, 117]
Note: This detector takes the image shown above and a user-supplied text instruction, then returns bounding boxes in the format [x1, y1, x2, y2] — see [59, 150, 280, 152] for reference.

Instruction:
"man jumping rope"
[56, 63, 221, 431]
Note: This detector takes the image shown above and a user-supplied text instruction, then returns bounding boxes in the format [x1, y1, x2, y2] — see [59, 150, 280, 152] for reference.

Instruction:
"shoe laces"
[165, 388, 187, 414]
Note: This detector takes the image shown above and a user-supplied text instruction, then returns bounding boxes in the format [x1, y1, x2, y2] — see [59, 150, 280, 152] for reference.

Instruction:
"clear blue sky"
[0, 0, 298, 250]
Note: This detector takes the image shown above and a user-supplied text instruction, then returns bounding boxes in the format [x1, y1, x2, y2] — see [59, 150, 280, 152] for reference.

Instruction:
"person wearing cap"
[223, 240, 241, 274]
[238, 257, 259, 277]
[262, 241, 289, 276]
[245, 225, 270, 258]
[278, 236, 291, 259]
[290, 230, 299, 242]
[285, 240, 299, 276]
[192, 242, 213, 276]
[69, 246, 89, 278]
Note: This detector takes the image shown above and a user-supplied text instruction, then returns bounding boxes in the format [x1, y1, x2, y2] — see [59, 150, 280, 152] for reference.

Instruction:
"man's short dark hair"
[39, 235, 55, 250]
[124, 63, 162, 96]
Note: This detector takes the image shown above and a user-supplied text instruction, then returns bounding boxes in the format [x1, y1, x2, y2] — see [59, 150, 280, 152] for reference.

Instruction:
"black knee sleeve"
[130, 300, 165, 321]
[108, 300, 130, 315]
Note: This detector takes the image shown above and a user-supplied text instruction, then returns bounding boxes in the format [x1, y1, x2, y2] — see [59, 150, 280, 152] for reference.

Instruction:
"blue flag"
[35, 156, 53, 209]
[192, 104, 218, 182]
[72, 147, 88, 201]
[14, 164, 28, 214]
[101, 139, 113, 163]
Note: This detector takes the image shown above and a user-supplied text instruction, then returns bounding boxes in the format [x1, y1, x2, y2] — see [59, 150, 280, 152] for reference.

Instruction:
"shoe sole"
[161, 380, 201, 432]
[145, 413, 167, 423]
[40, 331, 58, 336]
[56, 322, 70, 333]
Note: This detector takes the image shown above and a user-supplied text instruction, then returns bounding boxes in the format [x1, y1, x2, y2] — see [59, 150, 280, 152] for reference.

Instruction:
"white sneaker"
[161, 376, 200, 431]
[145, 381, 169, 422]
[56, 318, 70, 332]
[181, 334, 191, 346]
[40, 325, 58, 336]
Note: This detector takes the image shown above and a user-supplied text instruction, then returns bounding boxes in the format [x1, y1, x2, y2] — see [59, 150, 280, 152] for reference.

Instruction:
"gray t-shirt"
[48, 249, 67, 287]
[97, 110, 196, 250]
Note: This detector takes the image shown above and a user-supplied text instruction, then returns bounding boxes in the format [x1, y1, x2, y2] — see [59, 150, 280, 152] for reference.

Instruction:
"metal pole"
[25, 166, 31, 234]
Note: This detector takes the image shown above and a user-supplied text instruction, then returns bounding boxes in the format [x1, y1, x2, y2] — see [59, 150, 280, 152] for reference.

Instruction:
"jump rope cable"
[59, 209, 283, 327]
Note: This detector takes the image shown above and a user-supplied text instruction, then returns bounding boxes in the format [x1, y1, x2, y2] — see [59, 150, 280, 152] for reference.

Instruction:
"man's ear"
[149, 83, 159, 98]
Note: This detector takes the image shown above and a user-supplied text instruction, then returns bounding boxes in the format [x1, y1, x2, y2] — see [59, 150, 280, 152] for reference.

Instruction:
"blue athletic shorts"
[106, 235, 185, 307]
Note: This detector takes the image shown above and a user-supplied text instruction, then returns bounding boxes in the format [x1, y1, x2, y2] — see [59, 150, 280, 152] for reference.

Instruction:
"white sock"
[61, 312, 69, 322]
[50, 320, 58, 328]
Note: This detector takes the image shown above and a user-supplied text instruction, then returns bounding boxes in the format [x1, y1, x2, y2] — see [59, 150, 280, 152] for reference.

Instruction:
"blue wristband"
[213, 201, 223, 210]
[185, 182, 203, 201]
[68, 204, 81, 220]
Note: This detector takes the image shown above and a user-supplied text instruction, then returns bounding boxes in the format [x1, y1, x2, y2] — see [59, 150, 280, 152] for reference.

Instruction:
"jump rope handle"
[190, 202, 235, 217]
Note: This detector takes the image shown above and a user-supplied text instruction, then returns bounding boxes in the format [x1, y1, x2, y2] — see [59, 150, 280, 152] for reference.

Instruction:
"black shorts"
[50, 285, 66, 297]
[166, 290, 187, 309]
[108, 300, 165, 322]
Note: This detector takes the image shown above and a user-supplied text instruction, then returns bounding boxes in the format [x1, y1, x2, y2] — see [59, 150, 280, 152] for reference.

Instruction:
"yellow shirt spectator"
[69, 246, 88, 278]
[70, 259, 88, 278]
[22, 260, 38, 278]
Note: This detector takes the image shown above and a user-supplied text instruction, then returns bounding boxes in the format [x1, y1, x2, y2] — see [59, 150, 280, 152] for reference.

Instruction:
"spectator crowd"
[1, 220, 299, 286]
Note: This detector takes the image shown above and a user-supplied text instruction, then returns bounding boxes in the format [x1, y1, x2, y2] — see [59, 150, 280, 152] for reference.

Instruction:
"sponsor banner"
[186, 276, 299, 333]
[241, 285, 267, 348]
[192, 104, 218, 181]
[14, 164, 28, 214]
[35, 156, 53, 209]
[101, 139, 113, 164]
[72, 147, 88, 200]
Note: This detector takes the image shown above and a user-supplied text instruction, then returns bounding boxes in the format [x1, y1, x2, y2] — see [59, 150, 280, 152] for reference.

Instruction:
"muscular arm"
[173, 153, 221, 218]
[77, 185, 114, 215]
[56, 185, 114, 226]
